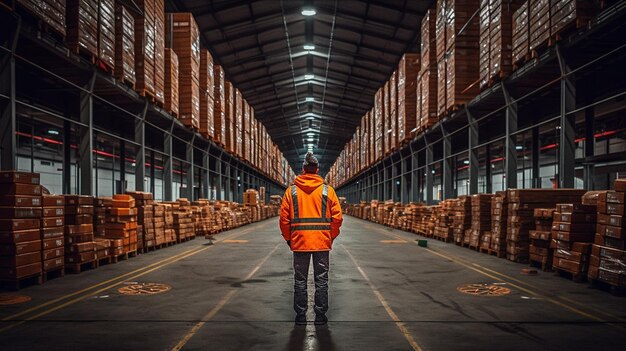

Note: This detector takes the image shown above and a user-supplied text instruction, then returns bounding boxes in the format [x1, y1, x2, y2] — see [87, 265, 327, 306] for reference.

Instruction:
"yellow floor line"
[362, 219, 626, 326]
[0, 244, 216, 333]
[1, 226, 259, 326]
[171, 243, 281, 351]
[342, 244, 423, 351]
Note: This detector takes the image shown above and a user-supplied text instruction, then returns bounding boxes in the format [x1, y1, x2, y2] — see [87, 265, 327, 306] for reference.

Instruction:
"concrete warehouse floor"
[0, 216, 625, 351]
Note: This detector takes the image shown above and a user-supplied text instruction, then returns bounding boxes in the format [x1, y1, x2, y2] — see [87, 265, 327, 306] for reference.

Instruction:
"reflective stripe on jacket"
[280, 173, 343, 252]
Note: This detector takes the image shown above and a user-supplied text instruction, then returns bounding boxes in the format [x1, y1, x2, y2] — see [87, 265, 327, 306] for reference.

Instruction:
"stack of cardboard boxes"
[451, 196, 472, 245]
[529, 208, 555, 269]
[64, 195, 96, 273]
[470, 194, 494, 248]
[552, 203, 596, 280]
[41, 194, 65, 277]
[0, 172, 43, 287]
[104, 194, 138, 257]
[490, 192, 508, 256]
[173, 199, 194, 242]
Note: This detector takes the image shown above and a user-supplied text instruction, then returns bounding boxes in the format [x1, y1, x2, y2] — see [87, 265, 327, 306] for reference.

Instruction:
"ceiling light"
[463, 160, 470, 165]
[303, 44, 315, 51]
[307, 138, 314, 142]
[301, 7, 316, 16]
[304, 73, 314, 80]
[47, 129, 60, 135]
[516, 145, 523, 150]
[305, 97, 315, 102]
[307, 133, 315, 137]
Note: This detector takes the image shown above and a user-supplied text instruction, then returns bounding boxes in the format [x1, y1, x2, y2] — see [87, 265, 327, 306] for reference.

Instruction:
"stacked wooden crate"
[173, 199, 194, 242]
[479, 0, 521, 90]
[435, 0, 481, 117]
[16, 0, 66, 37]
[126, 192, 155, 250]
[64, 195, 96, 273]
[224, 81, 235, 153]
[589, 180, 626, 290]
[451, 196, 472, 245]
[374, 90, 384, 161]
[470, 194, 494, 249]
[104, 194, 138, 257]
[418, 8, 438, 132]
[199, 49, 215, 139]
[529, 0, 550, 52]
[93, 197, 109, 237]
[153, 203, 166, 246]
[552, 203, 596, 281]
[397, 54, 420, 144]
[213, 65, 226, 146]
[235, 89, 243, 157]
[153, 0, 165, 105]
[97, 0, 115, 72]
[163, 203, 176, 244]
[506, 189, 585, 263]
[551, 0, 596, 35]
[0, 172, 43, 288]
[66, 0, 98, 58]
[114, 4, 135, 86]
[135, 0, 163, 102]
[166, 12, 200, 129]
[41, 194, 65, 279]
[529, 208, 555, 270]
[490, 191, 508, 256]
[434, 200, 454, 242]
[164, 48, 179, 116]
[512, 0, 529, 65]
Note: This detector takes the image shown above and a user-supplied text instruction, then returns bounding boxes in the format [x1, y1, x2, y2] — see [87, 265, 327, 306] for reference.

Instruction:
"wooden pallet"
[65, 260, 97, 274]
[529, 259, 552, 272]
[95, 256, 113, 268]
[0, 273, 43, 290]
[506, 254, 529, 264]
[137, 88, 157, 103]
[43, 267, 65, 282]
[588, 278, 626, 296]
[554, 268, 586, 283]
[433, 236, 453, 243]
[489, 249, 506, 259]
[116, 76, 136, 91]
[469, 244, 480, 252]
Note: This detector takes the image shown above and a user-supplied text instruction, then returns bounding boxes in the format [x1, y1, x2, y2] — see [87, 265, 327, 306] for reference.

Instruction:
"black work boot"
[314, 314, 328, 325]
[295, 314, 307, 325]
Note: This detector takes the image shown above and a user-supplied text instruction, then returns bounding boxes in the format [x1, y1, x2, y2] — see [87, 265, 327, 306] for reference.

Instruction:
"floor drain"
[118, 283, 172, 296]
[0, 294, 31, 305]
[457, 284, 511, 297]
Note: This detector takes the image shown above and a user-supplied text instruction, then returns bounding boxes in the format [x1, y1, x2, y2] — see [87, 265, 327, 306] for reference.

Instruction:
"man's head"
[302, 152, 319, 174]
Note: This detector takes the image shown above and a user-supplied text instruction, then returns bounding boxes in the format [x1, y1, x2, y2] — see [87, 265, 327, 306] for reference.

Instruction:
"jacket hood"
[294, 173, 324, 194]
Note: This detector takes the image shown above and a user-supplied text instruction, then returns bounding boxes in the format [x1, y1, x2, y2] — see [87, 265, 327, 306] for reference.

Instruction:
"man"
[280, 152, 343, 326]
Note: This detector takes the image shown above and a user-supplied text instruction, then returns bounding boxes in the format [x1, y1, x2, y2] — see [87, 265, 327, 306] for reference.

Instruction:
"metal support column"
[485, 145, 492, 193]
[78, 71, 96, 195]
[441, 125, 453, 199]
[0, 17, 19, 171]
[134, 101, 148, 191]
[150, 150, 156, 195]
[503, 84, 518, 189]
[583, 106, 594, 190]
[163, 121, 174, 201]
[467, 108, 479, 195]
[425, 137, 434, 205]
[556, 45, 576, 188]
[185, 134, 195, 200]
[63, 119, 72, 193]
[202, 146, 210, 199]
[119, 139, 126, 193]
[532, 127, 540, 188]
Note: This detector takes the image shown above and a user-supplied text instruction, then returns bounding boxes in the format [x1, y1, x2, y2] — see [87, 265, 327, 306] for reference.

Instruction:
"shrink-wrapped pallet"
[397, 54, 419, 144]
[66, 0, 98, 58]
[199, 49, 215, 139]
[213, 65, 226, 145]
[114, 4, 135, 85]
[164, 48, 179, 116]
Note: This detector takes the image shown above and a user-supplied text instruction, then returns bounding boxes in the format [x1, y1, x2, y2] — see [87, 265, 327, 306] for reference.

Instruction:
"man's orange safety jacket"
[280, 173, 343, 252]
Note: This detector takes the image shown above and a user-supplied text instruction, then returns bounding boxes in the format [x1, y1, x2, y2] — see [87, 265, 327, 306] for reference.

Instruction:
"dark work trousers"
[293, 251, 330, 316]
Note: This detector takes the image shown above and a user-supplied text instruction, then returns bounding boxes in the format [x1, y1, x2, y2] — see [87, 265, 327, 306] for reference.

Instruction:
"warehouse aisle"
[1, 216, 625, 350]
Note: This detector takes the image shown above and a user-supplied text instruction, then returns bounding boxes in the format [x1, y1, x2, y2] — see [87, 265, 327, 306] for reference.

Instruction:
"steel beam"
[63, 119, 72, 193]
[485, 145, 492, 194]
[556, 45, 576, 188]
[502, 84, 518, 189]
[134, 101, 148, 191]
[583, 106, 595, 190]
[0, 52, 16, 170]
[186, 134, 195, 200]
[79, 71, 96, 195]
[203, 145, 210, 199]
[441, 124, 453, 199]
[467, 108, 479, 195]
[163, 121, 174, 201]
[425, 139, 434, 205]
[532, 127, 540, 188]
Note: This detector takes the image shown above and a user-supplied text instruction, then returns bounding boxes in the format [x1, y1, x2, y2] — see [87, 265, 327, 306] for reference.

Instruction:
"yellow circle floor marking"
[223, 239, 249, 243]
[457, 284, 511, 297]
[0, 294, 31, 305]
[118, 283, 172, 296]
[380, 240, 407, 244]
